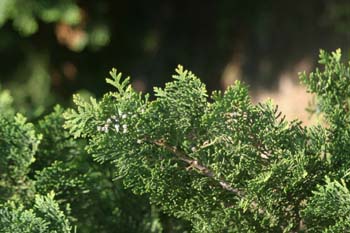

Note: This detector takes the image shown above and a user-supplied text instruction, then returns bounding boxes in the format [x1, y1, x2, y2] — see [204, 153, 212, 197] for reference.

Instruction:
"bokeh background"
[0, 0, 349, 122]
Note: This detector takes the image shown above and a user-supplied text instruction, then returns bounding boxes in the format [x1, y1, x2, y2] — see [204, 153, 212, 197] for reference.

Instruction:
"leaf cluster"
[65, 51, 350, 232]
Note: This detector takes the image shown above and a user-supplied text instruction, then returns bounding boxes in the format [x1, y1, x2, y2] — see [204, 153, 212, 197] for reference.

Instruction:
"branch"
[152, 139, 245, 197]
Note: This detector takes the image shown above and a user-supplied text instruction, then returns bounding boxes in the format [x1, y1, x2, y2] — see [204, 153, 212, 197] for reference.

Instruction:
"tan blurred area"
[221, 56, 314, 124]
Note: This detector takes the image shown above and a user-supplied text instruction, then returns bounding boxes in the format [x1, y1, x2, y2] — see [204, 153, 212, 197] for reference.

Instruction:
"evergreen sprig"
[64, 50, 350, 232]
[2, 49, 350, 232]
[0, 192, 73, 233]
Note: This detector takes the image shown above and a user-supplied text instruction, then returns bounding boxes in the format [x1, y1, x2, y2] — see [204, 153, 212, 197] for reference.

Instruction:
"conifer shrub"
[1, 49, 350, 232]
[0, 192, 73, 233]
[64, 49, 350, 232]
[0, 80, 188, 232]
[33, 106, 185, 232]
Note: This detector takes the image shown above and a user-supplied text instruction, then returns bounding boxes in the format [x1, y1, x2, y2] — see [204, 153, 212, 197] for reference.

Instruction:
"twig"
[152, 139, 245, 196]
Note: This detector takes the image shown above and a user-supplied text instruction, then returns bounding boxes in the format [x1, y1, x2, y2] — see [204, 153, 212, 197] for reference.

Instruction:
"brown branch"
[152, 139, 244, 197]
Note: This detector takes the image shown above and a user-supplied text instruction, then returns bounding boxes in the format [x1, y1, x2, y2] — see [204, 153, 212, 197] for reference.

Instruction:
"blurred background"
[0, 0, 349, 122]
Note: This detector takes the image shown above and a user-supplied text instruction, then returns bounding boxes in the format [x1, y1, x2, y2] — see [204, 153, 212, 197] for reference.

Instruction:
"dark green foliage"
[0, 89, 189, 232]
[0, 93, 71, 232]
[302, 177, 350, 232]
[0, 113, 40, 202]
[300, 49, 350, 171]
[65, 65, 313, 232]
[32, 105, 174, 233]
[0, 192, 73, 233]
[3, 49, 350, 232]
[299, 49, 350, 232]
[63, 50, 350, 232]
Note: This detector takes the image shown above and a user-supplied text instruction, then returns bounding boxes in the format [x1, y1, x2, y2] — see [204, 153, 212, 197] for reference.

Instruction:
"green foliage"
[300, 50, 350, 171]
[0, 103, 73, 231]
[33, 105, 169, 233]
[0, 112, 40, 202]
[302, 177, 350, 232]
[3, 49, 350, 232]
[0, 93, 188, 232]
[0, 192, 73, 233]
[64, 51, 350, 232]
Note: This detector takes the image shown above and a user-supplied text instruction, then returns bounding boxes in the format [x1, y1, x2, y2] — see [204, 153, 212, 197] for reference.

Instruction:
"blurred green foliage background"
[0, 0, 349, 117]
